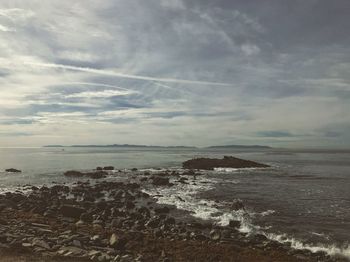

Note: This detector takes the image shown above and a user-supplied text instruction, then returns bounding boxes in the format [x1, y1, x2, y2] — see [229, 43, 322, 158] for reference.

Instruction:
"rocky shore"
[0, 158, 345, 261]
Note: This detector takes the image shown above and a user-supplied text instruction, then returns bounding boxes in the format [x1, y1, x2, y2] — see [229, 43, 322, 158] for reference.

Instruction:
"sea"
[0, 147, 349, 259]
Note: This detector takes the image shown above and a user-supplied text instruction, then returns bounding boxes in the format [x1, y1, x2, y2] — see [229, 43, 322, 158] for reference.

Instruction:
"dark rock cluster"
[5, 168, 22, 173]
[182, 156, 270, 170]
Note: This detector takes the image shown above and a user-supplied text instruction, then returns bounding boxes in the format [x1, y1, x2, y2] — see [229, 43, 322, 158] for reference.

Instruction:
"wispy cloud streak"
[24, 62, 232, 86]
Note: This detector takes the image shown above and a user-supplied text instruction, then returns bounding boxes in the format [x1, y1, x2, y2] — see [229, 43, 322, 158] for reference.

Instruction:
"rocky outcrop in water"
[5, 168, 22, 173]
[183, 156, 269, 170]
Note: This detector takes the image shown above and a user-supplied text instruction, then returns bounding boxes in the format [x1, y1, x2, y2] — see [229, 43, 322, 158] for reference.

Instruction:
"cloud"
[256, 131, 295, 138]
[241, 43, 260, 56]
[0, 24, 14, 32]
[66, 89, 137, 98]
[24, 62, 232, 86]
[0, 0, 349, 148]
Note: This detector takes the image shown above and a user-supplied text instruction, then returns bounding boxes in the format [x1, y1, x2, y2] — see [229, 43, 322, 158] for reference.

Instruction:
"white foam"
[266, 233, 350, 259]
[213, 167, 270, 173]
[260, 209, 275, 216]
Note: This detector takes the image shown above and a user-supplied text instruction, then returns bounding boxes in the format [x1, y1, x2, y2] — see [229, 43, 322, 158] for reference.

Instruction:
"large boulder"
[183, 156, 269, 170]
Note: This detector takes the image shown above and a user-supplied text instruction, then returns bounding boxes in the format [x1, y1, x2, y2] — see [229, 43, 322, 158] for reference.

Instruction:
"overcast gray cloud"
[0, 0, 349, 147]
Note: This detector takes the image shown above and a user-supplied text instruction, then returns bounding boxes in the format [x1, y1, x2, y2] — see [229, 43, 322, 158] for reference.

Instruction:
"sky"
[0, 0, 349, 148]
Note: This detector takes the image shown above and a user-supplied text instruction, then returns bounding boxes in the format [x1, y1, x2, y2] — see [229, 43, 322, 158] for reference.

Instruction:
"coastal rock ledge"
[183, 156, 269, 170]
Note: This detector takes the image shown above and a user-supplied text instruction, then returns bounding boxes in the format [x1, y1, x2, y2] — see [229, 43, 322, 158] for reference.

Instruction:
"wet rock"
[164, 217, 175, 225]
[64, 170, 84, 177]
[125, 201, 135, 210]
[209, 229, 221, 241]
[145, 217, 160, 228]
[151, 176, 171, 186]
[178, 177, 188, 184]
[80, 212, 93, 222]
[131, 168, 138, 171]
[103, 166, 114, 171]
[231, 199, 245, 211]
[183, 156, 269, 170]
[109, 233, 127, 250]
[228, 220, 241, 229]
[155, 206, 170, 214]
[96, 167, 103, 171]
[89, 171, 107, 179]
[75, 220, 85, 227]
[64, 170, 107, 179]
[5, 168, 22, 173]
[72, 239, 82, 248]
[32, 238, 50, 250]
[59, 205, 85, 219]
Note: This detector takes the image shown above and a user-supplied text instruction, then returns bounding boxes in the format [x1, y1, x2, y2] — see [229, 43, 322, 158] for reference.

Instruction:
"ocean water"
[0, 147, 349, 259]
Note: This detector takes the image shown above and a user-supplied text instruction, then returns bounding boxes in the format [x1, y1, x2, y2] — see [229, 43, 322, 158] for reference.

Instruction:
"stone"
[151, 176, 170, 186]
[109, 233, 127, 250]
[72, 239, 82, 248]
[231, 199, 245, 211]
[155, 206, 170, 214]
[59, 205, 85, 219]
[32, 238, 50, 250]
[209, 229, 221, 241]
[229, 220, 241, 229]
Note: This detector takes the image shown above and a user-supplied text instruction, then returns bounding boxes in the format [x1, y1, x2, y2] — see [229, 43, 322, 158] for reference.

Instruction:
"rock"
[5, 168, 21, 173]
[59, 205, 85, 219]
[32, 238, 50, 250]
[72, 239, 82, 248]
[88, 171, 107, 179]
[103, 166, 114, 171]
[64, 170, 84, 177]
[64, 170, 107, 179]
[145, 217, 160, 228]
[80, 212, 93, 222]
[131, 168, 138, 171]
[57, 246, 86, 256]
[231, 199, 245, 211]
[178, 177, 188, 184]
[155, 206, 170, 214]
[183, 156, 269, 170]
[109, 233, 127, 250]
[75, 220, 85, 227]
[96, 167, 103, 171]
[209, 229, 221, 241]
[229, 220, 241, 229]
[151, 176, 170, 186]
[125, 201, 135, 209]
[164, 217, 175, 225]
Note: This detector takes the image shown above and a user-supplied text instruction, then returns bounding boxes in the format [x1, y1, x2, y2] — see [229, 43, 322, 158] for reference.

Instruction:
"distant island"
[207, 145, 271, 149]
[44, 144, 271, 149]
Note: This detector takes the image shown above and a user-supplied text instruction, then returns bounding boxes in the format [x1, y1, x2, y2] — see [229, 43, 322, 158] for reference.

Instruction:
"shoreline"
[0, 167, 346, 262]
